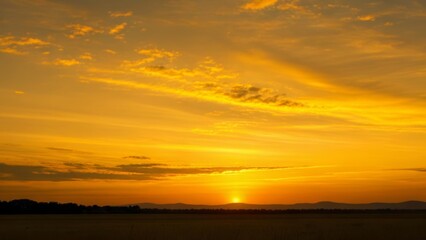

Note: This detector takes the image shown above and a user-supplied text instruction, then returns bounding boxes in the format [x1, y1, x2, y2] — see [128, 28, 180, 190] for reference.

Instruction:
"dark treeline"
[2, 199, 426, 214]
[0, 199, 141, 214]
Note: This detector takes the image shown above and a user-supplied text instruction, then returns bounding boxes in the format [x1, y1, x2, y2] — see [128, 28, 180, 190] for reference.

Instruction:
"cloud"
[47, 147, 76, 152]
[86, 53, 302, 113]
[204, 83, 304, 107]
[79, 52, 93, 60]
[67, 24, 99, 39]
[109, 23, 127, 39]
[121, 48, 179, 67]
[242, 0, 278, 10]
[124, 65, 201, 80]
[105, 49, 117, 55]
[111, 164, 282, 175]
[109, 23, 127, 35]
[0, 162, 285, 181]
[14, 90, 25, 95]
[0, 47, 27, 55]
[49, 58, 81, 66]
[121, 57, 236, 81]
[277, 0, 307, 12]
[83, 76, 304, 115]
[137, 48, 179, 61]
[63, 162, 87, 169]
[0, 36, 50, 47]
[46, 147, 91, 155]
[109, 11, 133, 17]
[0, 162, 153, 181]
[123, 156, 151, 160]
[393, 168, 426, 172]
[358, 15, 376, 21]
[0, 35, 50, 55]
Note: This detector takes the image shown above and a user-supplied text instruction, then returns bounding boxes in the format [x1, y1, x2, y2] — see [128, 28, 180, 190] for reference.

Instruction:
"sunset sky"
[0, 0, 425, 205]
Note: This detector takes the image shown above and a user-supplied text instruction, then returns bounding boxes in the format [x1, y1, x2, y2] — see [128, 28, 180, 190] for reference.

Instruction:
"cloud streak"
[51, 58, 81, 66]
[123, 156, 151, 160]
[393, 168, 426, 173]
[208, 83, 304, 107]
[0, 162, 285, 182]
[0, 163, 154, 181]
[242, 0, 278, 10]
[67, 24, 99, 39]
[109, 11, 133, 17]
[83, 76, 305, 114]
[109, 23, 127, 39]
[0, 35, 50, 55]
[121, 48, 179, 67]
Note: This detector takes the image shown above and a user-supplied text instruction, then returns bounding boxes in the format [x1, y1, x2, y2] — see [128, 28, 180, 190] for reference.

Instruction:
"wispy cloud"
[109, 23, 127, 39]
[0, 162, 286, 181]
[46, 147, 90, 155]
[137, 48, 179, 61]
[88, 51, 303, 109]
[82, 76, 304, 114]
[0, 36, 50, 46]
[277, 0, 310, 14]
[50, 58, 81, 66]
[0, 162, 154, 181]
[242, 0, 278, 10]
[0, 47, 26, 55]
[66, 24, 99, 39]
[358, 15, 376, 22]
[121, 48, 179, 67]
[207, 83, 303, 107]
[79, 52, 93, 60]
[393, 168, 426, 173]
[121, 57, 236, 81]
[0, 35, 50, 55]
[109, 11, 133, 17]
[105, 49, 116, 54]
[123, 156, 151, 160]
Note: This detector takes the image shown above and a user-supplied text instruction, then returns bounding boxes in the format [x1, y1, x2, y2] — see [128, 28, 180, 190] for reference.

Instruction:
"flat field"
[0, 214, 425, 240]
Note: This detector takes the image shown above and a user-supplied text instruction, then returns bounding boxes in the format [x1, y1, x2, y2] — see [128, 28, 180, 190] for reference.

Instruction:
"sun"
[231, 197, 241, 203]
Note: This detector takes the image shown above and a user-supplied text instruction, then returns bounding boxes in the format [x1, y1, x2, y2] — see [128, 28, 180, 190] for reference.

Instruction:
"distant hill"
[2, 199, 426, 214]
[133, 201, 426, 210]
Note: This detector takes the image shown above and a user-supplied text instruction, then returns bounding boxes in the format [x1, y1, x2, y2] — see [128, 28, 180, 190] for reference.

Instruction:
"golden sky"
[0, 0, 425, 205]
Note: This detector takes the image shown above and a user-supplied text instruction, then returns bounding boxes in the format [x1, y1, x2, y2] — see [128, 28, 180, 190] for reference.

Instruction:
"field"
[1, 214, 425, 240]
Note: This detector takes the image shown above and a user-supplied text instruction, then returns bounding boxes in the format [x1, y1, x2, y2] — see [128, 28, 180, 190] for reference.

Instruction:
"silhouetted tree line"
[0, 199, 140, 214]
[1, 199, 426, 214]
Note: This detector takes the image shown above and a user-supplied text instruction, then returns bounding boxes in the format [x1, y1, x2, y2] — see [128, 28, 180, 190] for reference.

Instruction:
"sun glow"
[232, 197, 241, 203]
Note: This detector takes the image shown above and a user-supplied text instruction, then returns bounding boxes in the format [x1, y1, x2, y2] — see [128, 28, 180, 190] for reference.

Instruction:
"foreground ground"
[0, 214, 425, 240]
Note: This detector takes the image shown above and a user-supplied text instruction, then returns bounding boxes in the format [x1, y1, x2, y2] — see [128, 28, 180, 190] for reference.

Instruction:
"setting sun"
[232, 197, 241, 203]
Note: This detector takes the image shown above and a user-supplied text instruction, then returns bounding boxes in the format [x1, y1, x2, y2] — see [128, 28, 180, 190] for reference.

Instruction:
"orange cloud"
[0, 35, 50, 55]
[358, 15, 376, 21]
[79, 53, 93, 60]
[109, 11, 133, 17]
[109, 23, 127, 39]
[105, 49, 117, 54]
[52, 58, 81, 66]
[0, 47, 26, 55]
[67, 24, 98, 39]
[121, 48, 179, 68]
[277, 0, 304, 11]
[0, 36, 50, 47]
[137, 48, 179, 60]
[242, 0, 278, 10]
